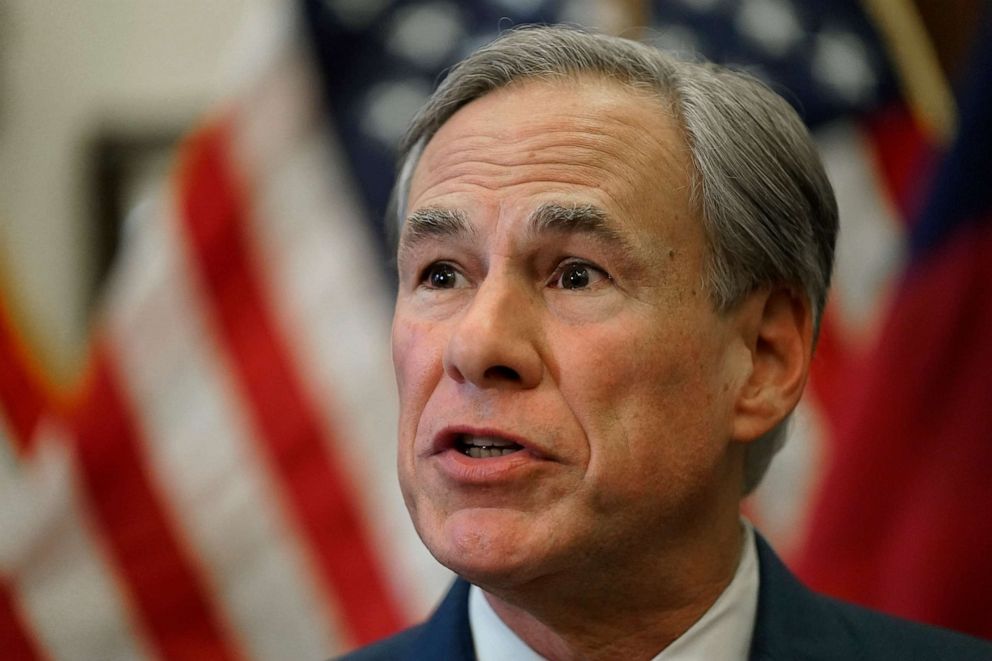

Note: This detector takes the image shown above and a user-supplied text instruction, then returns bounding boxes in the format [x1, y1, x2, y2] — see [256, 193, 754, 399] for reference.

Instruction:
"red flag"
[794, 10, 992, 640]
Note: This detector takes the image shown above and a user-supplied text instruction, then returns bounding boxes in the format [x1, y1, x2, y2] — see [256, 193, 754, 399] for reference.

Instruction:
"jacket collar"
[403, 578, 476, 660]
[749, 533, 852, 661]
[402, 533, 842, 661]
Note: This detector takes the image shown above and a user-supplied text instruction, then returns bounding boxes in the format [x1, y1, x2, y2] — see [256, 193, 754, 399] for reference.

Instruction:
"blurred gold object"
[862, 0, 958, 144]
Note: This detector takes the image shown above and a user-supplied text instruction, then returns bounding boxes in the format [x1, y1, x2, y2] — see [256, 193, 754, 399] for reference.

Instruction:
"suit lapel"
[403, 579, 477, 660]
[749, 533, 858, 661]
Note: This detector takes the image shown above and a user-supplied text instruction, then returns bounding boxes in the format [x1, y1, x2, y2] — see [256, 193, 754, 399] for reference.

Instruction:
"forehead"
[405, 77, 698, 241]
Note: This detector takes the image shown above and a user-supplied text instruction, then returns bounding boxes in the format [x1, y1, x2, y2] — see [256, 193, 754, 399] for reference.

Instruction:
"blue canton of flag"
[649, 0, 899, 126]
[303, 0, 578, 262]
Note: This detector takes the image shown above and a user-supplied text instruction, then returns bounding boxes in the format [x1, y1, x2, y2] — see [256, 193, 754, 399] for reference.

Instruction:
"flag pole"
[861, 0, 957, 144]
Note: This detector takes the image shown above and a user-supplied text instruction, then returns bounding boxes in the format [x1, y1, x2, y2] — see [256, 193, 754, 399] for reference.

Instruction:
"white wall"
[0, 0, 260, 377]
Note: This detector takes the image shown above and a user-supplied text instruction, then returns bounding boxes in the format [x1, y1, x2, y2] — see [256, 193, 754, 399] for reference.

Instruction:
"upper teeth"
[458, 435, 521, 458]
[462, 436, 517, 448]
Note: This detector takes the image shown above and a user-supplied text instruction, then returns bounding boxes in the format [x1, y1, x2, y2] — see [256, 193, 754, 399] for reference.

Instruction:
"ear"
[731, 286, 814, 444]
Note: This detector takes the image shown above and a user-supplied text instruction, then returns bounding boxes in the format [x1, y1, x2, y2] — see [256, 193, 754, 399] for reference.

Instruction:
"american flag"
[2, 0, 983, 659]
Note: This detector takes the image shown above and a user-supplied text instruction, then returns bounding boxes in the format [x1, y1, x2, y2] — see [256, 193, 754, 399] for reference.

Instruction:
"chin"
[418, 508, 554, 589]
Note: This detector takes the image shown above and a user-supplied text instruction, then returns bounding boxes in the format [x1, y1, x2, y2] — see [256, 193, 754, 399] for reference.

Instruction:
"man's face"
[392, 78, 752, 590]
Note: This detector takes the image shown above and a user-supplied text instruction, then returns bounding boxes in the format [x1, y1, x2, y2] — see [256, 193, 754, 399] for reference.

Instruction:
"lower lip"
[433, 447, 548, 484]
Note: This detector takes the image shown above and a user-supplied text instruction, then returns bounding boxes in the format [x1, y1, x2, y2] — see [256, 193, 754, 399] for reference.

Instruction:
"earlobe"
[731, 287, 814, 443]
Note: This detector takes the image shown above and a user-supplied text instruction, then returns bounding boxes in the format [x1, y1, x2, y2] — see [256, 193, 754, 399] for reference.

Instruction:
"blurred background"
[1, 0, 989, 658]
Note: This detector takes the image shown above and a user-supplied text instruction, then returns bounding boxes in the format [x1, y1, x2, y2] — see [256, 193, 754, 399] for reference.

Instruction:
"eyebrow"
[528, 203, 629, 248]
[399, 207, 472, 253]
[398, 202, 632, 253]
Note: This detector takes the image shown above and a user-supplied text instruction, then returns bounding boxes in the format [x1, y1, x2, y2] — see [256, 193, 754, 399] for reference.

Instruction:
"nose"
[443, 275, 544, 389]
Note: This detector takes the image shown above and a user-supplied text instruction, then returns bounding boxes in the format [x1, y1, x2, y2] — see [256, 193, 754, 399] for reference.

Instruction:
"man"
[343, 25, 992, 660]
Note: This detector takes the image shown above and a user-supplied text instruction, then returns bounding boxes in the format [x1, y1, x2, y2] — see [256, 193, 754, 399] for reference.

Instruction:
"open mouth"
[455, 434, 524, 458]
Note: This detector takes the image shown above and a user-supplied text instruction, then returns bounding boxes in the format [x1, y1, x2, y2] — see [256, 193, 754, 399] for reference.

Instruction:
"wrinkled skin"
[391, 77, 807, 658]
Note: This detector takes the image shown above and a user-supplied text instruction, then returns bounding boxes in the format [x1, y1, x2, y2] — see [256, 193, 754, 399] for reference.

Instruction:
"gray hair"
[389, 25, 838, 494]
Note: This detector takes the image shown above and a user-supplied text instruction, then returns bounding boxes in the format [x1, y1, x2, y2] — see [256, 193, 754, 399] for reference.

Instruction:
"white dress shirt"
[469, 523, 759, 661]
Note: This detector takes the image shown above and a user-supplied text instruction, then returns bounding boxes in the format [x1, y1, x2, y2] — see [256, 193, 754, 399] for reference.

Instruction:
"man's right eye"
[421, 262, 463, 289]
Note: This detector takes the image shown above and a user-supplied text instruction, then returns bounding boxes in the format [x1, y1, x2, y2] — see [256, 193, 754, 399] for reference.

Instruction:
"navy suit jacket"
[339, 535, 992, 660]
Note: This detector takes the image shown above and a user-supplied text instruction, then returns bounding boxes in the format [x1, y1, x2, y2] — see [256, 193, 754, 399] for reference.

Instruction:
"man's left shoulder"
[751, 534, 992, 660]
[814, 591, 992, 660]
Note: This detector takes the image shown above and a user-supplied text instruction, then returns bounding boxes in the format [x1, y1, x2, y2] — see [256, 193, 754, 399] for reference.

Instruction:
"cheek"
[558, 319, 699, 406]
[392, 316, 444, 406]
[393, 317, 438, 512]
[560, 319, 732, 493]
[392, 315, 448, 478]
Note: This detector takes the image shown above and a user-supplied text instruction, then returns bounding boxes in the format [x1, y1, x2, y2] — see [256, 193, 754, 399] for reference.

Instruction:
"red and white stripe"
[0, 423, 153, 661]
[102, 190, 339, 658]
[220, 23, 450, 619]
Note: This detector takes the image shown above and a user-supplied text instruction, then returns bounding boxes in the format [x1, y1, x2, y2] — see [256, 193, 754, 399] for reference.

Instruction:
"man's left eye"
[551, 261, 610, 290]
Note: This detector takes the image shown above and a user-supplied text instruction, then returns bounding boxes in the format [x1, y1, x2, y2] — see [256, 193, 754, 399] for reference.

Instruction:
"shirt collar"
[469, 522, 760, 661]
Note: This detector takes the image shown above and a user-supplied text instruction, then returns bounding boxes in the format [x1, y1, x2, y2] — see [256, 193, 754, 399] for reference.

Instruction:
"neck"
[482, 519, 746, 661]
